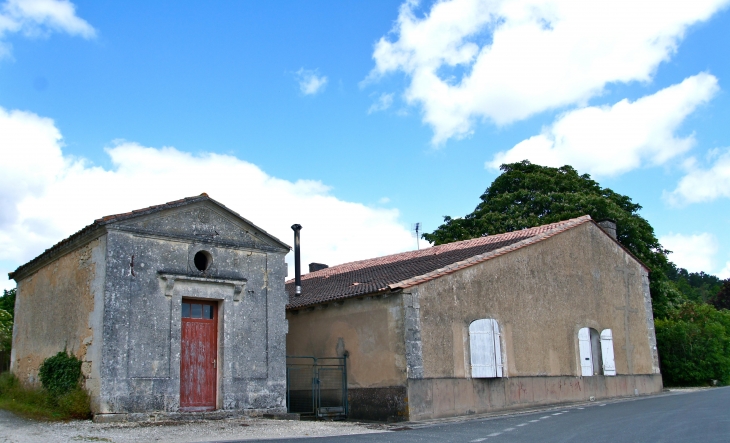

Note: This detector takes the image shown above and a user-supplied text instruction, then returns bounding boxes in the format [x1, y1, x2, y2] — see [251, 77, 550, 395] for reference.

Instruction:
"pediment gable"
[110, 200, 289, 252]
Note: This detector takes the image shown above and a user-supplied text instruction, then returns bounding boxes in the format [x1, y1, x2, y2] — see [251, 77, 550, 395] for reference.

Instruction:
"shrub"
[38, 351, 83, 397]
[0, 371, 91, 420]
[655, 302, 730, 386]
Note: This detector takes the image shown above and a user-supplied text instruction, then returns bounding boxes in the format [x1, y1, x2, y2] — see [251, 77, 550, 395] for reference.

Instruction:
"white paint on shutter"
[492, 319, 503, 377]
[470, 319, 497, 378]
[578, 327, 593, 376]
[600, 329, 616, 376]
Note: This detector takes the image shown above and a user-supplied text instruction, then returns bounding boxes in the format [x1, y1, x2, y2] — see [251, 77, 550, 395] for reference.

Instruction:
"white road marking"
[529, 420, 540, 423]
[552, 413, 562, 415]
[578, 407, 585, 410]
[470, 439, 487, 442]
[504, 428, 515, 431]
[540, 416, 550, 419]
[488, 432, 502, 437]
[517, 423, 528, 427]
[562, 411, 569, 413]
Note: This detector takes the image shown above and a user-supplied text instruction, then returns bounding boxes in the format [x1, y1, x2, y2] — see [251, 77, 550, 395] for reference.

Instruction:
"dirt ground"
[0, 410, 386, 443]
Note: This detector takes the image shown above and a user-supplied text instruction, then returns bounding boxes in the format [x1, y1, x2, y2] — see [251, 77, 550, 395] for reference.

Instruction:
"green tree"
[655, 302, 730, 386]
[0, 309, 11, 352]
[666, 266, 723, 304]
[423, 161, 679, 317]
[0, 289, 16, 352]
[0, 289, 14, 318]
[710, 279, 730, 311]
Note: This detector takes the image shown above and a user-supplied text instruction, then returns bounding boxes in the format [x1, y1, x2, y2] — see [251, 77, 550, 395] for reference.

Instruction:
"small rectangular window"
[191, 303, 202, 318]
[203, 305, 213, 319]
[181, 303, 190, 318]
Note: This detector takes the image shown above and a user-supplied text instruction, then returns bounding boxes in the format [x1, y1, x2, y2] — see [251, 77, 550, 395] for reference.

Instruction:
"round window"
[193, 250, 212, 271]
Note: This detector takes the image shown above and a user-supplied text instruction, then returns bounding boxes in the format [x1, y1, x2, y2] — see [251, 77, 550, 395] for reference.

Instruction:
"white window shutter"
[578, 327, 593, 376]
[470, 319, 496, 378]
[600, 329, 616, 376]
[492, 319, 503, 377]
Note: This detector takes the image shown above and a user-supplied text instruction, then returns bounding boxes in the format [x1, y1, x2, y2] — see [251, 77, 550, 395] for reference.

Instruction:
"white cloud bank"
[666, 148, 730, 205]
[660, 232, 719, 274]
[486, 73, 719, 176]
[0, 107, 416, 288]
[369, 0, 728, 144]
[296, 68, 328, 95]
[0, 0, 95, 57]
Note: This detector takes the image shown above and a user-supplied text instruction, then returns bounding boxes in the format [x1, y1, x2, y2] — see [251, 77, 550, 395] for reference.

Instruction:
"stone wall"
[11, 234, 107, 404]
[407, 374, 663, 420]
[98, 225, 288, 414]
[287, 294, 407, 389]
[415, 222, 657, 379]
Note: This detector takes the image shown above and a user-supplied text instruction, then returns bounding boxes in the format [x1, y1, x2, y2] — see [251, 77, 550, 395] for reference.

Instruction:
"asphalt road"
[237, 387, 730, 443]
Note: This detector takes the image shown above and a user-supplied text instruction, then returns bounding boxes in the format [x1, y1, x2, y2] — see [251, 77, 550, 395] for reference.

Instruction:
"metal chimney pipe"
[291, 224, 302, 296]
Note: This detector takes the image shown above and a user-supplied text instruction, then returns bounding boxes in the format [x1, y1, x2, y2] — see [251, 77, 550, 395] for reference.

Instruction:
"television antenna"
[411, 222, 422, 250]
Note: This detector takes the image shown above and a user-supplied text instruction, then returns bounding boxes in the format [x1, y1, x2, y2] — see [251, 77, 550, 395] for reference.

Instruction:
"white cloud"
[369, 0, 728, 144]
[368, 93, 394, 114]
[0, 107, 416, 289]
[719, 262, 730, 279]
[660, 232, 718, 273]
[296, 68, 328, 95]
[0, 0, 95, 57]
[666, 148, 730, 205]
[486, 73, 718, 176]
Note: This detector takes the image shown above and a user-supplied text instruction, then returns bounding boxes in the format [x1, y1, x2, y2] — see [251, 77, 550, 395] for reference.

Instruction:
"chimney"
[291, 224, 302, 296]
[597, 219, 617, 240]
[309, 262, 329, 273]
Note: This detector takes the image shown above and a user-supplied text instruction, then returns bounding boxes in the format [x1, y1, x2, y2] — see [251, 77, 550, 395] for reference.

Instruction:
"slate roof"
[286, 215, 594, 310]
[9, 194, 289, 281]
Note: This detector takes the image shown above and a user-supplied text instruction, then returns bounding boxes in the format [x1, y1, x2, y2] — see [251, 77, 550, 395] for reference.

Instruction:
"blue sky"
[1, 0, 729, 288]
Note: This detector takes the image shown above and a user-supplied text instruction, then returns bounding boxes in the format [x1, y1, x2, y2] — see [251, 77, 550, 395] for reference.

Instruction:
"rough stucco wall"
[286, 294, 407, 388]
[417, 222, 656, 379]
[97, 203, 288, 414]
[407, 374, 663, 420]
[12, 236, 105, 387]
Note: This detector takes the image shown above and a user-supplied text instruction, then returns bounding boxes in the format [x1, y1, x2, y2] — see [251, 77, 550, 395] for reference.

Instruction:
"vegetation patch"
[655, 303, 730, 386]
[0, 351, 91, 420]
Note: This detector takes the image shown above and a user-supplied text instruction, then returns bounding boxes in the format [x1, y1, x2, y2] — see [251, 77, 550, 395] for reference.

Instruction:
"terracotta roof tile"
[286, 216, 592, 310]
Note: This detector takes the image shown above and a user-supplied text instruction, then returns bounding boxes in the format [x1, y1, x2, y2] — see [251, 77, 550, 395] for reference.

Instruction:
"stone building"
[9, 194, 290, 418]
[286, 216, 662, 421]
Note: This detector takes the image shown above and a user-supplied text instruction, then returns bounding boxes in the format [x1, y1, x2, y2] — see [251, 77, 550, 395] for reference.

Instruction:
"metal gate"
[286, 356, 348, 419]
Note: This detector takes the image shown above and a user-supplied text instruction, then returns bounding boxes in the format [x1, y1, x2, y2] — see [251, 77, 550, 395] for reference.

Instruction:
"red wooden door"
[180, 300, 217, 411]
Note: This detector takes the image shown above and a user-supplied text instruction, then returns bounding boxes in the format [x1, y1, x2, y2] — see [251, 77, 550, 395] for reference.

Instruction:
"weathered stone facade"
[10, 195, 290, 417]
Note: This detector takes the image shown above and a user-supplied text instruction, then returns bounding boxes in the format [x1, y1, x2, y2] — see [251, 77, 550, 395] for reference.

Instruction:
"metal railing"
[286, 356, 348, 419]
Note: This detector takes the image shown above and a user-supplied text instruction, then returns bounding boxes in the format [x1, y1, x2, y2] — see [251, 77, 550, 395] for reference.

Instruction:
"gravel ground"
[0, 411, 386, 443]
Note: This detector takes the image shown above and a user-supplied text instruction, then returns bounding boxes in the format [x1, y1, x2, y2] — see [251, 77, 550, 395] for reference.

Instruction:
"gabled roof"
[9, 194, 289, 281]
[286, 216, 598, 310]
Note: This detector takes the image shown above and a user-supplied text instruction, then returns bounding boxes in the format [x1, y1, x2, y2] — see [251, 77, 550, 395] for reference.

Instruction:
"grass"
[0, 372, 91, 420]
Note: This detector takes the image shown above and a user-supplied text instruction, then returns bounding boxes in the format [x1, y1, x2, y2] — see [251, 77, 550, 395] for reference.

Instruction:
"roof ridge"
[388, 215, 592, 290]
[291, 215, 590, 283]
[95, 193, 209, 224]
